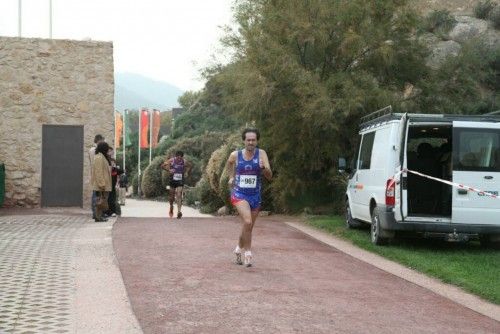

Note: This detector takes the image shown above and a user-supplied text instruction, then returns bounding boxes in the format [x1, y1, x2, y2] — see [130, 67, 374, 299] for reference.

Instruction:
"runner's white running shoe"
[234, 246, 243, 265]
[244, 251, 252, 267]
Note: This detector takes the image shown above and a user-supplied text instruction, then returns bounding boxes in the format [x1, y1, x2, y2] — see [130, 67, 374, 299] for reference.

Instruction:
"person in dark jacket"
[105, 150, 123, 217]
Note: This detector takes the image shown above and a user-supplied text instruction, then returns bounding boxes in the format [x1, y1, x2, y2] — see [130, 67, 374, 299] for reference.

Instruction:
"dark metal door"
[41, 125, 84, 207]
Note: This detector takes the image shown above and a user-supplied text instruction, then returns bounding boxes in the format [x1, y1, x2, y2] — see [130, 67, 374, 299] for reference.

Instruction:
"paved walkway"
[0, 213, 141, 333]
[121, 199, 212, 218]
[113, 216, 500, 334]
[2, 200, 499, 333]
[286, 221, 500, 323]
[0, 199, 208, 333]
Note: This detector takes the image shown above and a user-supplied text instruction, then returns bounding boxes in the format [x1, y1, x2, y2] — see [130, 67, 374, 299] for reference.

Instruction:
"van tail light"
[386, 178, 396, 206]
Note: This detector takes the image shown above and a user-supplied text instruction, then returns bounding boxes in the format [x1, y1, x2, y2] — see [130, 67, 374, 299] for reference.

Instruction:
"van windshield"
[453, 128, 500, 172]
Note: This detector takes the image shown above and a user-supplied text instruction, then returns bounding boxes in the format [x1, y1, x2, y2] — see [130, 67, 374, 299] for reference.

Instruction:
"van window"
[350, 136, 361, 172]
[359, 132, 375, 170]
[453, 128, 500, 172]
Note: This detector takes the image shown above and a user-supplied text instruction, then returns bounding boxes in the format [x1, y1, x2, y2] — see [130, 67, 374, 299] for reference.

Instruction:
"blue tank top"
[234, 149, 261, 195]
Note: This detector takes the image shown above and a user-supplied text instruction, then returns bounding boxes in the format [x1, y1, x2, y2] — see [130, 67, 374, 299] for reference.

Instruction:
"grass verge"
[307, 215, 500, 305]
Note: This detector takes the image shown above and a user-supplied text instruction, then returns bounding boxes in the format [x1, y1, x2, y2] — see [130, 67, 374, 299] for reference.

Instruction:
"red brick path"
[113, 217, 500, 334]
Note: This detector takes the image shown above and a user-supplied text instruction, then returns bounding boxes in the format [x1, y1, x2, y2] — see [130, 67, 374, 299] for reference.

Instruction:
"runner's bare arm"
[161, 158, 172, 172]
[226, 151, 237, 186]
[259, 149, 272, 180]
[161, 158, 168, 170]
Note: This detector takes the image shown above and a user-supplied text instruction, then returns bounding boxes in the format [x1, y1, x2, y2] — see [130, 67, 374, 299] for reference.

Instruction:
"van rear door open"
[395, 113, 408, 222]
[452, 121, 500, 225]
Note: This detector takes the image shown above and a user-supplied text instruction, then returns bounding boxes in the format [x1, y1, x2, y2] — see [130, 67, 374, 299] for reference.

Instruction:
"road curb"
[285, 221, 500, 323]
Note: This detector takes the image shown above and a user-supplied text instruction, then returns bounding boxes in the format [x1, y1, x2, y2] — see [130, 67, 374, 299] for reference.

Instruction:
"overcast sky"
[0, 0, 234, 91]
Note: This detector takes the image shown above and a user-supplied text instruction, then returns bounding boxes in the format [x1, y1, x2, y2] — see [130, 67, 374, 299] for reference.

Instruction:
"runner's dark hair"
[175, 150, 184, 157]
[242, 128, 260, 140]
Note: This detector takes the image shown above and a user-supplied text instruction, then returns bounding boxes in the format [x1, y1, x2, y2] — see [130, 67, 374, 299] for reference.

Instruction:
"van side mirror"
[338, 157, 352, 174]
[338, 157, 346, 171]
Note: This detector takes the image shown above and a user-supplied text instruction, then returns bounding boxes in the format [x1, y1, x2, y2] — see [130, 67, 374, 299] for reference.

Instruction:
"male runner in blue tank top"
[226, 128, 272, 267]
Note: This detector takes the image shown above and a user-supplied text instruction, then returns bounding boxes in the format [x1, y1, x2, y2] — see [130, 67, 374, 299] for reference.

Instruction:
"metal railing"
[359, 105, 393, 125]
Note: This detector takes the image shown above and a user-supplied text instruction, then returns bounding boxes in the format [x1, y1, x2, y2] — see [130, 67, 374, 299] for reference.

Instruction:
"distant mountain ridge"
[114, 72, 184, 111]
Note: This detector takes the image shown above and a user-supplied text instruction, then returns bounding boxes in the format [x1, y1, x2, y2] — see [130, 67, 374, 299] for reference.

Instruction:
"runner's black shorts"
[169, 181, 184, 189]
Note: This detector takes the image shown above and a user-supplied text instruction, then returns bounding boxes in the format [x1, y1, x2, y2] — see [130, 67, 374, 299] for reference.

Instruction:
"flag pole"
[114, 111, 117, 159]
[138, 109, 142, 197]
[123, 110, 126, 172]
[18, 0, 22, 37]
[149, 110, 153, 164]
[49, 0, 52, 38]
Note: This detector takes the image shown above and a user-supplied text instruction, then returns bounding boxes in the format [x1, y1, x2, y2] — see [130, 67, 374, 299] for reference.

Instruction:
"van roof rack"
[359, 106, 405, 129]
[359, 106, 393, 125]
[359, 107, 500, 130]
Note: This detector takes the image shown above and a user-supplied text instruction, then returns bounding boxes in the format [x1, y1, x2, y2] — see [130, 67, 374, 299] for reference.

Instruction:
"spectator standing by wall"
[92, 142, 112, 222]
[88, 134, 105, 219]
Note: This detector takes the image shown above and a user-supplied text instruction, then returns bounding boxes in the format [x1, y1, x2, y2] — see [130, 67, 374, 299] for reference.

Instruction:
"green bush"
[198, 177, 224, 214]
[161, 132, 229, 168]
[131, 173, 138, 195]
[171, 103, 237, 139]
[205, 133, 240, 210]
[489, 5, 500, 29]
[218, 167, 234, 212]
[474, 0, 496, 19]
[205, 134, 241, 193]
[154, 137, 176, 158]
[184, 181, 201, 206]
[141, 156, 166, 198]
[423, 10, 457, 36]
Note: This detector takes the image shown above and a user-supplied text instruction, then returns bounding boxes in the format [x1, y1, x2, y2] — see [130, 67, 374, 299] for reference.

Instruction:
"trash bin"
[0, 163, 4, 207]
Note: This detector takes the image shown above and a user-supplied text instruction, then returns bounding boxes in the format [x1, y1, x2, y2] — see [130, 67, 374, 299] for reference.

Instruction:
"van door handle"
[484, 176, 493, 180]
[458, 189, 468, 195]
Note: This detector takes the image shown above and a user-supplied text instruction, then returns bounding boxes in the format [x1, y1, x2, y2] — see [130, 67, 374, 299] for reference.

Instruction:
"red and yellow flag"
[140, 109, 149, 148]
[115, 112, 123, 148]
[151, 110, 161, 148]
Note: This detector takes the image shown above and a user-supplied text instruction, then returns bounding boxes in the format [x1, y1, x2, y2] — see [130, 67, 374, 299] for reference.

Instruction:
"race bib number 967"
[239, 175, 257, 188]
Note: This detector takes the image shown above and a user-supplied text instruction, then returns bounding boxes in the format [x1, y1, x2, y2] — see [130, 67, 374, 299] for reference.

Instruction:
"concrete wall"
[0, 36, 114, 208]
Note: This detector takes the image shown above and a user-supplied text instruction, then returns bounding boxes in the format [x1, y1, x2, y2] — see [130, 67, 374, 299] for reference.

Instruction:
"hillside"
[412, 0, 484, 14]
[114, 72, 184, 111]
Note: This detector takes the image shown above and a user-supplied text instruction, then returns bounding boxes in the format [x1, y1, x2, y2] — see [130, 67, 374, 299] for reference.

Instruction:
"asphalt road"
[113, 216, 500, 334]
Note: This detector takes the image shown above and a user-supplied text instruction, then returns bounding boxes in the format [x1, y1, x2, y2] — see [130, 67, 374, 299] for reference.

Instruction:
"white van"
[339, 107, 500, 245]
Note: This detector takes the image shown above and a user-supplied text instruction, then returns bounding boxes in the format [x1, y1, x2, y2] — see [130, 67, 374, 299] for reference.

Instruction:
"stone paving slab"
[0, 214, 141, 334]
[0, 215, 79, 333]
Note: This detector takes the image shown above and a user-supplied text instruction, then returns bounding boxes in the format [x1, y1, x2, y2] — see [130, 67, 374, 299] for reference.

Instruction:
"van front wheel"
[346, 201, 362, 229]
[371, 207, 393, 245]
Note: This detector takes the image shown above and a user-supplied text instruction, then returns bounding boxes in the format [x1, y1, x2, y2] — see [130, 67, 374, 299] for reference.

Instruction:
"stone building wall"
[0, 36, 114, 208]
